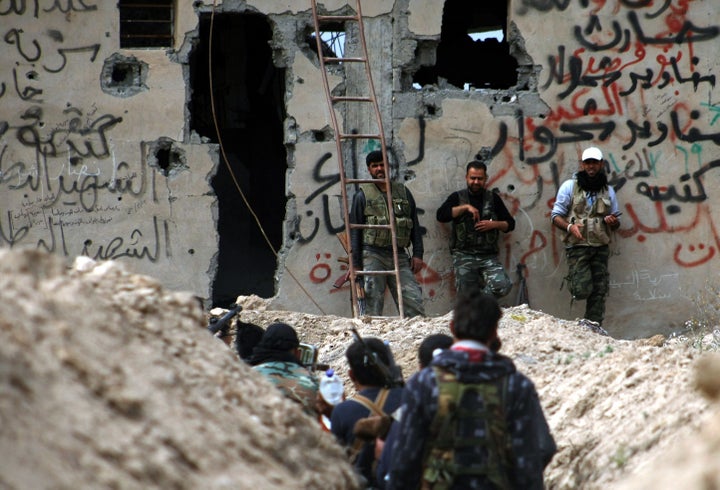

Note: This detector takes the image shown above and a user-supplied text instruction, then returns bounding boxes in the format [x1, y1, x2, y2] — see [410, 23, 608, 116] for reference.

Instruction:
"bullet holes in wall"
[101, 54, 148, 97]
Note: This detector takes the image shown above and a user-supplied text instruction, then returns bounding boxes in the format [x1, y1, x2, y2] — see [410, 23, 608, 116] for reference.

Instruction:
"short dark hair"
[366, 150, 384, 166]
[346, 337, 393, 387]
[452, 289, 502, 342]
[466, 160, 487, 174]
[418, 333, 453, 368]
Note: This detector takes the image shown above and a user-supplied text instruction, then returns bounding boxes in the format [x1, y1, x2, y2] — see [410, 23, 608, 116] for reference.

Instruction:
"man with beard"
[551, 147, 621, 328]
[436, 159, 515, 298]
[350, 150, 425, 317]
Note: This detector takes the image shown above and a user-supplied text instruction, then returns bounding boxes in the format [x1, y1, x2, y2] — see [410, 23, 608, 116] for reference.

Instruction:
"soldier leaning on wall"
[551, 146, 621, 331]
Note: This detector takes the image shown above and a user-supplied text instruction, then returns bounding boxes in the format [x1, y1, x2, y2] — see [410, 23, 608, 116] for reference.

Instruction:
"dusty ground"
[1, 248, 719, 489]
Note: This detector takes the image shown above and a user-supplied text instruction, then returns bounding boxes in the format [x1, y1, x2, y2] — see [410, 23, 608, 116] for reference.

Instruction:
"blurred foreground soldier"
[249, 323, 319, 416]
[436, 159, 515, 299]
[551, 146, 621, 328]
[387, 291, 556, 489]
[376, 333, 453, 489]
[234, 321, 265, 362]
[350, 150, 425, 317]
[331, 337, 404, 488]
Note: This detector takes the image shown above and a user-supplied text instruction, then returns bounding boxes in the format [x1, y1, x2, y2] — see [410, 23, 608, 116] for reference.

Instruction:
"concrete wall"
[2, 1, 719, 338]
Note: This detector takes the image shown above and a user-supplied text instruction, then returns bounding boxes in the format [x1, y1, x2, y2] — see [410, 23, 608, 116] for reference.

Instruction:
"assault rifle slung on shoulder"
[351, 327, 404, 388]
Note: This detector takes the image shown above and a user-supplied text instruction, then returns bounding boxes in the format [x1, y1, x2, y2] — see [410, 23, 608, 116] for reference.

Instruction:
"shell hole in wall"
[189, 12, 287, 308]
[411, 0, 518, 91]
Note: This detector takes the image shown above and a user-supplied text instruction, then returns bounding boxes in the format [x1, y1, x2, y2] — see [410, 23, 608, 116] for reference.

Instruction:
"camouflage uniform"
[564, 245, 610, 324]
[387, 347, 556, 489]
[253, 361, 319, 416]
[350, 182, 426, 317]
[363, 248, 425, 317]
[437, 188, 515, 299]
[552, 175, 620, 325]
[452, 252, 512, 298]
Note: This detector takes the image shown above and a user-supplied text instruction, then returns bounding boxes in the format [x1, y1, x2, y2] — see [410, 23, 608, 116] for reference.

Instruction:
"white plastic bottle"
[319, 368, 344, 406]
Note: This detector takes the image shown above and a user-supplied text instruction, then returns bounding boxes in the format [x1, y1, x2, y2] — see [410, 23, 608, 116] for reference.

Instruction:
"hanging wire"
[209, 1, 325, 314]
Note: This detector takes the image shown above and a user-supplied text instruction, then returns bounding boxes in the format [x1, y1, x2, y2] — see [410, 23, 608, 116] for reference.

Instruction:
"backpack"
[422, 367, 512, 490]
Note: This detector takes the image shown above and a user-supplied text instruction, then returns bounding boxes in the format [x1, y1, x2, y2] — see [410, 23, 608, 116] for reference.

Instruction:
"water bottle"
[319, 368, 344, 406]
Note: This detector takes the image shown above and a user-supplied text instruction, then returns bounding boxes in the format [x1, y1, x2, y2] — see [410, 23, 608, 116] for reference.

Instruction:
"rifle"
[351, 327, 404, 388]
[335, 232, 366, 316]
[515, 263, 530, 307]
[297, 343, 330, 373]
[208, 303, 243, 337]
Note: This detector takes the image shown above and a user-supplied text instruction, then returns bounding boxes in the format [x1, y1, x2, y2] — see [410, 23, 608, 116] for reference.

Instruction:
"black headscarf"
[248, 322, 301, 366]
[235, 321, 265, 362]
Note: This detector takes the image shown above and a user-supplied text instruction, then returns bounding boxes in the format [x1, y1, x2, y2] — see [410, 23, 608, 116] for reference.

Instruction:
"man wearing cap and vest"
[349, 150, 425, 317]
[551, 146, 621, 328]
[436, 159, 515, 299]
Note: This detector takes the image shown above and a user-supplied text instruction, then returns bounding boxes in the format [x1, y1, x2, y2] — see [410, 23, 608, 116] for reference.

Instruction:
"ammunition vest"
[422, 367, 512, 490]
[450, 189, 499, 255]
[564, 180, 612, 247]
[361, 183, 413, 248]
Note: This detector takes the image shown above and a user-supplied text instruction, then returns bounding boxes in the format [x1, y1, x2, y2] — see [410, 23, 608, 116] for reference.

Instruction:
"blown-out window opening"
[119, 0, 175, 49]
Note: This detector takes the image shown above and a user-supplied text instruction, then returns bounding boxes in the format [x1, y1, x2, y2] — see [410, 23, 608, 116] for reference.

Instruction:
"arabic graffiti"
[0, 6, 185, 268]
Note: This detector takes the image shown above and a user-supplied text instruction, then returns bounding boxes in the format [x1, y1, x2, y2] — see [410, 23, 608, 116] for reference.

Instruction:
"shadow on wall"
[189, 12, 287, 307]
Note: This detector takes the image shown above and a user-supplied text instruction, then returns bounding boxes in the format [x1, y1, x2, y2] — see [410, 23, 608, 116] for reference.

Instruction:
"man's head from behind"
[418, 333, 453, 368]
[235, 321, 265, 362]
[259, 322, 299, 351]
[346, 337, 394, 387]
[451, 289, 502, 344]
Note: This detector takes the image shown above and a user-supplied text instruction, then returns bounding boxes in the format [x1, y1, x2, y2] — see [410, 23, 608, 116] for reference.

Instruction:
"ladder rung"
[323, 57, 367, 63]
[340, 133, 381, 139]
[317, 15, 360, 22]
[356, 270, 400, 276]
[346, 178, 386, 185]
[331, 96, 373, 103]
[350, 223, 393, 230]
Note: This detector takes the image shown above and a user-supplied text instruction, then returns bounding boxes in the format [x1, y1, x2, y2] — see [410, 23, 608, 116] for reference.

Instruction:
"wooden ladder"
[310, 0, 405, 318]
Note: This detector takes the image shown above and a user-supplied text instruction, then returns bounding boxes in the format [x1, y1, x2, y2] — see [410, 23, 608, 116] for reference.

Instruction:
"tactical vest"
[564, 180, 612, 247]
[422, 367, 512, 490]
[450, 189, 499, 255]
[361, 183, 413, 248]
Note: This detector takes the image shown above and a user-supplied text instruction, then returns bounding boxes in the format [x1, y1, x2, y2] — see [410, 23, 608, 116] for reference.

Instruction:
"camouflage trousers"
[451, 252, 513, 299]
[564, 245, 610, 325]
[362, 249, 425, 317]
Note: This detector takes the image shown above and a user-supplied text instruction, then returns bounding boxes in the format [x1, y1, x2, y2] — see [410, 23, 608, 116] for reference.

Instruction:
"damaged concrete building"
[1, 0, 719, 338]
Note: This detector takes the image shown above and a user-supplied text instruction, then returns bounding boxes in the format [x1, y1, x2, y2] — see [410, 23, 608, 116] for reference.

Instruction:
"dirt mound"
[0, 250, 358, 490]
[236, 298, 719, 489]
[1, 248, 719, 489]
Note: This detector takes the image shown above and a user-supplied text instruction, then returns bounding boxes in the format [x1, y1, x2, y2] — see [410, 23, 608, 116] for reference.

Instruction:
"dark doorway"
[189, 13, 287, 307]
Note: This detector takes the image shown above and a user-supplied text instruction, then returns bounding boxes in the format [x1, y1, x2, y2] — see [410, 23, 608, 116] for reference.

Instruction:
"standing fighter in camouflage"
[350, 150, 425, 317]
[436, 160, 515, 298]
[551, 147, 621, 327]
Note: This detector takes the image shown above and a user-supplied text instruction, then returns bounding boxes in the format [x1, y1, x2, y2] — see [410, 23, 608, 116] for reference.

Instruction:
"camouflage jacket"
[387, 347, 556, 489]
[253, 361, 319, 416]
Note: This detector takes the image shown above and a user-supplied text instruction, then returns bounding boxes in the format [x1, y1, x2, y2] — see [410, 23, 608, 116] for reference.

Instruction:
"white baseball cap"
[582, 147, 603, 161]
